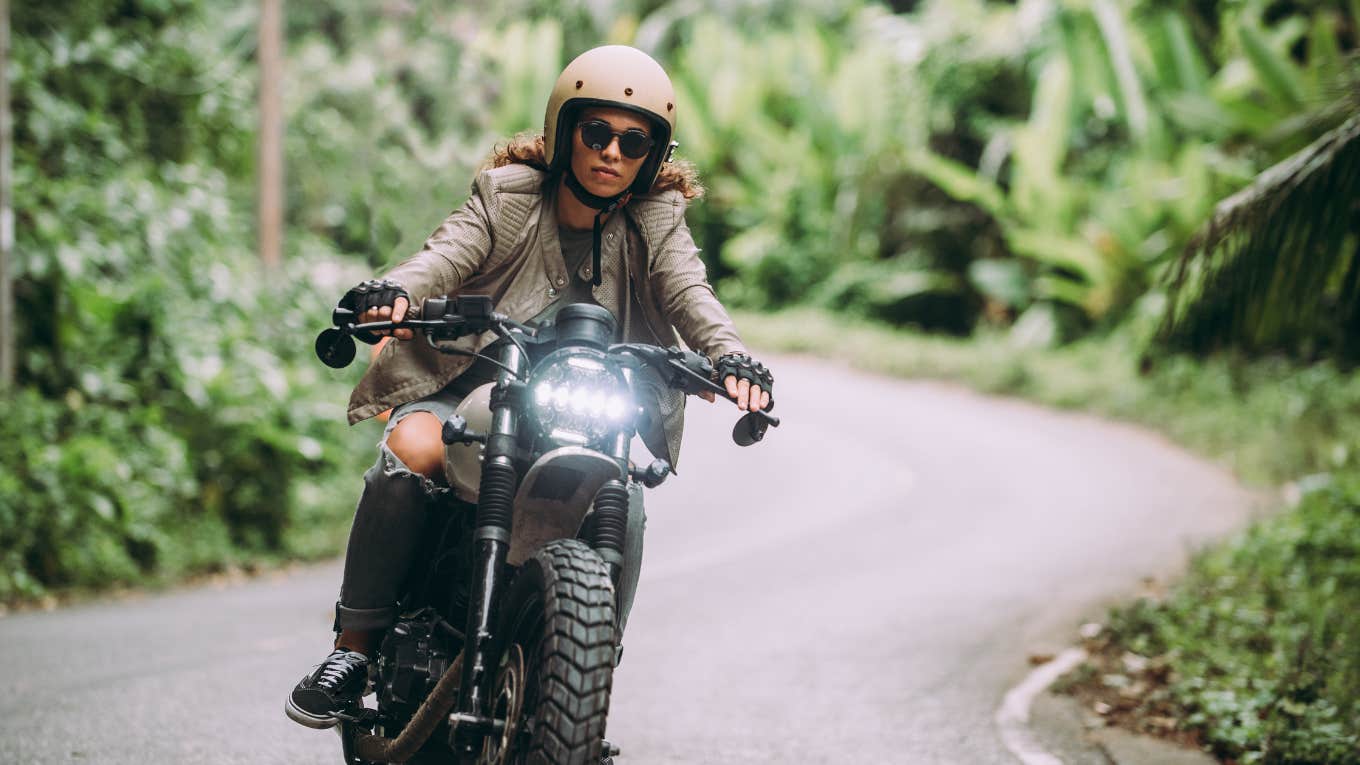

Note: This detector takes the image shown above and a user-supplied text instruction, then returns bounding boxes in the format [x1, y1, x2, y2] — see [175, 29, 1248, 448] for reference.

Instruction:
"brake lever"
[671, 351, 780, 426]
[628, 345, 781, 428]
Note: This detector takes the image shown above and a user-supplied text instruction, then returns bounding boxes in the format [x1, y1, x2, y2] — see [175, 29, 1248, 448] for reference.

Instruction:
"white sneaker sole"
[285, 695, 339, 730]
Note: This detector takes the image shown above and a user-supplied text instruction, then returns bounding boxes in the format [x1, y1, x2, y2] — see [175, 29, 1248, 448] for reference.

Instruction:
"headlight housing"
[528, 348, 632, 446]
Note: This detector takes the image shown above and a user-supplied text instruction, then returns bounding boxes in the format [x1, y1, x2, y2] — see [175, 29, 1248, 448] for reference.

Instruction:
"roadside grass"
[737, 308, 1360, 763]
[1076, 475, 1360, 763]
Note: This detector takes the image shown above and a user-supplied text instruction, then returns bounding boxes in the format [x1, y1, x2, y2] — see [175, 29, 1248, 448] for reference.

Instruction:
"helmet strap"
[563, 167, 628, 210]
[590, 210, 608, 288]
[562, 169, 630, 288]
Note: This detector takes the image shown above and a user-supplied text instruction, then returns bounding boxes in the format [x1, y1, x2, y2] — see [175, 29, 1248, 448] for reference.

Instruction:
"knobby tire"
[501, 539, 617, 765]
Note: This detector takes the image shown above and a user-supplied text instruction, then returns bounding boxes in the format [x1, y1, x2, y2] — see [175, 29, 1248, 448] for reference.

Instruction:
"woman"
[287, 44, 774, 729]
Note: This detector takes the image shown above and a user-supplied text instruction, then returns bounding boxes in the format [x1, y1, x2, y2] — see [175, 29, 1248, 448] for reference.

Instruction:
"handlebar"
[316, 297, 780, 439]
[315, 296, 522, 371]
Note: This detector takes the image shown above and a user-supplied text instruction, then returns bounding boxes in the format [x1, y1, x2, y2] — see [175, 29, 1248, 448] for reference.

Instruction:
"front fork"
[450, 343, 523, 758]
[590, 425, 634, 584]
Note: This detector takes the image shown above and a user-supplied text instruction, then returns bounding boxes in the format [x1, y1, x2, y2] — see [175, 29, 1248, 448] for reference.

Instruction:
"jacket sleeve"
[381, 174, 496, 303]
[649, 215, 747, 361]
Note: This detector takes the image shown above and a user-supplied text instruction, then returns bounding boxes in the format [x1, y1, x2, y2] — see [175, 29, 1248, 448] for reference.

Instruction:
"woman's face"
[569, 106, 652, 198]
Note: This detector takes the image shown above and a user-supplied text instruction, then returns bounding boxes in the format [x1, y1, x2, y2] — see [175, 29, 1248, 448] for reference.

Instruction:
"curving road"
[0, 355, 1256, 764]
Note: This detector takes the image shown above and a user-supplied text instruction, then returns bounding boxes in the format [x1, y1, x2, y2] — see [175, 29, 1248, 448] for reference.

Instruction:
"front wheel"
[492, 539, 617, 765]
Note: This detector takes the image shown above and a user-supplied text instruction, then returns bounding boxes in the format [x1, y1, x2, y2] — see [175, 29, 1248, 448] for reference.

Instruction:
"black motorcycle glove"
[339, 279, 411, 344]
[715, 351, 774, 410]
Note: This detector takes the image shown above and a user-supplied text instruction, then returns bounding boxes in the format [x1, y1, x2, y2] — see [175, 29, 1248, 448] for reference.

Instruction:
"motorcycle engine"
[376, 609, 457, 720]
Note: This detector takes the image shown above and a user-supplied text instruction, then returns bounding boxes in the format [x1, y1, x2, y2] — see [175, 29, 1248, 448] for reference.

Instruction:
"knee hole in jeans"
[384, 411, 445, 480]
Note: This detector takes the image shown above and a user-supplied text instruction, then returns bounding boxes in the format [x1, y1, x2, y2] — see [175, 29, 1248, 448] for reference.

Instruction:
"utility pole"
[0, 0, 14, 389]
[258, 0, 283, 269]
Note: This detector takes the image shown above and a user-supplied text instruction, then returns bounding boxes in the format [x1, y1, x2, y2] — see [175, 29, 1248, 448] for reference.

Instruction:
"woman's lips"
[591, 166, 620, 179]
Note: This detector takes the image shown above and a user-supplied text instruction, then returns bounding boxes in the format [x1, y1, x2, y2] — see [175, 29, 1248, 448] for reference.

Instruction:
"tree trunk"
[258, 0, 284, 269]
[0, 0, 13, 389]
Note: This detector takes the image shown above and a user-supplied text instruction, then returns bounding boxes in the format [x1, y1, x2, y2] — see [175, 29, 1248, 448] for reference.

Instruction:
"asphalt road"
[0, 355, 1257, 764]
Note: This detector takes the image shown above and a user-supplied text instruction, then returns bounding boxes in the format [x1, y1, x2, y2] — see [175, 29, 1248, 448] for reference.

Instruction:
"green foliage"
[3, 0, 372, 600]
[1105, 477, 1360, 763]
[1147, 2, 1360, 362]
[282, 6, 562, 266]
[269, 0, 1360, 345]
[886, 0, 1358, 350]
[666, 6, 1012, 332]
[1160, 113, 1360, 361]
[15, 0, 254, 176]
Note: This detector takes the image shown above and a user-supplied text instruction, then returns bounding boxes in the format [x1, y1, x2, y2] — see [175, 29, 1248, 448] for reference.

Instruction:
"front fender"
[507, 447, 625, 566]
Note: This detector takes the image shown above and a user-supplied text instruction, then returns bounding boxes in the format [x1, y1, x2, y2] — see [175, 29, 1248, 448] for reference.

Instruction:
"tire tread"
[524, 540, 616, 765]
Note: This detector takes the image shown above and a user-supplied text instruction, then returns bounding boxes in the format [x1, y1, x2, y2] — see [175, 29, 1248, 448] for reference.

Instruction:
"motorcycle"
[314, 296, 779, 764]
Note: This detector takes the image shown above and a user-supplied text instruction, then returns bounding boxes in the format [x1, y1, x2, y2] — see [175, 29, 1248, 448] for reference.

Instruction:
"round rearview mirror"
[732, 412, 768, 447]
[315, 328, 357, 369]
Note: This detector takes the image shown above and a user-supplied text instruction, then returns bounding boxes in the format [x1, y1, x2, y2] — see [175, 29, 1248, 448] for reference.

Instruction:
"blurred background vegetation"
[3, 0, 1358, 759]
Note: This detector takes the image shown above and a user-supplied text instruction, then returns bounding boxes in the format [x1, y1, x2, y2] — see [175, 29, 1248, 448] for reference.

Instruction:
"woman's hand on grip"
[716, 352, 773, 412]
[340, 279, 414, 341]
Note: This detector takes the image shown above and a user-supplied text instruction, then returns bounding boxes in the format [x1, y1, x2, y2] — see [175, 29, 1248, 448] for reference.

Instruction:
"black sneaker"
[285, 648, 370, 729]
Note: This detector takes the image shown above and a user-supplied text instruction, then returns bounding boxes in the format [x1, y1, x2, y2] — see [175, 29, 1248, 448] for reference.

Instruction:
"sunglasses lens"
[580, 122, 611, 150]
[618, 131, 653, 159]
[579, 121, 653, 159]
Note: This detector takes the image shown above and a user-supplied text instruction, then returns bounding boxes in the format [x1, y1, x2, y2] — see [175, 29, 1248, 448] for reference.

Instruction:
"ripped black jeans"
[334, 391, 647, 635]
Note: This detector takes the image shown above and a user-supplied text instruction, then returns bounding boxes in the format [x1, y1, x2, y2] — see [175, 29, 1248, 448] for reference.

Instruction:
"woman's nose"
[599, 136, 622, 160]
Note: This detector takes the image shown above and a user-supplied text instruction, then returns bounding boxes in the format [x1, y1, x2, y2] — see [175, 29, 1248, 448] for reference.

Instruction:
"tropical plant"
[904, 0, 1359, 342]
[660, 7, 1011, 332]
[2, 0, 373, 600]
[1158, 93, 1360, 361]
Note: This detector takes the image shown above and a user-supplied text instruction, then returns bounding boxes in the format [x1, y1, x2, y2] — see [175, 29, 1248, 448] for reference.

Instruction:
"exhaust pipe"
[353, 655, 463, 763]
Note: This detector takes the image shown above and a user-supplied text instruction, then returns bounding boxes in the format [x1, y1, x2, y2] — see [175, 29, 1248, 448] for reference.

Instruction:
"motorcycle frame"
[446, 330, 634, 759]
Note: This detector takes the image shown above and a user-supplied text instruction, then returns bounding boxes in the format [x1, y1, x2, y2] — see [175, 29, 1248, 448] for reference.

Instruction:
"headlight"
[528, 349, 632, 445]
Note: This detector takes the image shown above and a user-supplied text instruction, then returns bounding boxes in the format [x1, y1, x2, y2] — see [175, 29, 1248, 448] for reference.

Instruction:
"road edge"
[995, 647, 1089, 765]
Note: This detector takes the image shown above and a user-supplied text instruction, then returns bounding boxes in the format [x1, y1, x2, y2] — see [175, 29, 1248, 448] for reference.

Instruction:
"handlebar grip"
[333, 301, 424, 327]
[332, 306, 358, 327]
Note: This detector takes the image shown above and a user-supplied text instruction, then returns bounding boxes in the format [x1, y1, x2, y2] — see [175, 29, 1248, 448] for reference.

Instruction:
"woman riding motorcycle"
[286, 44, 775, 729]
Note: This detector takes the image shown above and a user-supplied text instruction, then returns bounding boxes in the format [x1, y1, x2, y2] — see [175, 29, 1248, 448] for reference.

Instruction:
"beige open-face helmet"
[544, 45, 678, 197]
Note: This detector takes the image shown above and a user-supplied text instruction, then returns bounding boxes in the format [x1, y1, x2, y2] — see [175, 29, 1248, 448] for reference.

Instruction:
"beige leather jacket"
[347, 163, 747, 467]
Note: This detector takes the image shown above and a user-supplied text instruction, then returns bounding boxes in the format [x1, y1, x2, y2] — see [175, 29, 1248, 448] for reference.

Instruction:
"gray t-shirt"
[531, 225, 600, 325]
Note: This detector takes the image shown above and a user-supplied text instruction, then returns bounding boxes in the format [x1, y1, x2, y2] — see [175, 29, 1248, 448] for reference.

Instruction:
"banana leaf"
[1237, 19, 1305, 108]
[1091, 0, 1151, 144]
[1160, 12, 1210, 94]
[904, 149, 1009, 220]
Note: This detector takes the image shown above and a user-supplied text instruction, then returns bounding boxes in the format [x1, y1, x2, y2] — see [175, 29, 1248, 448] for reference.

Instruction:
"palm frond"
[1158, 108, 1360, 360]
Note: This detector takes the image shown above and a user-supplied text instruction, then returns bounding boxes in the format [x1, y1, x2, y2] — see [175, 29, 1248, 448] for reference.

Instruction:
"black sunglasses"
[578, 120, 655, 160]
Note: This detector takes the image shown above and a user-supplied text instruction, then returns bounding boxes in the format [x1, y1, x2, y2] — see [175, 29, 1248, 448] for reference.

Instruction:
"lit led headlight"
[528, 349, 633, 446]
